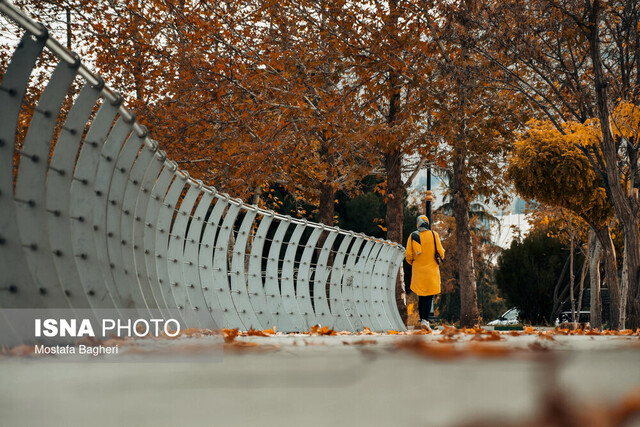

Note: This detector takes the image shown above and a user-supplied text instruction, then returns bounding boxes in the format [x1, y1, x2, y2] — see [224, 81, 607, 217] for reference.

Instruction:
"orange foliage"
[308, 325, 337, 336]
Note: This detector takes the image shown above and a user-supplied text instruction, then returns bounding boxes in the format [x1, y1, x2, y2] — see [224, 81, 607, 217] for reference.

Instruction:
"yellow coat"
[405, 230, 445, 296]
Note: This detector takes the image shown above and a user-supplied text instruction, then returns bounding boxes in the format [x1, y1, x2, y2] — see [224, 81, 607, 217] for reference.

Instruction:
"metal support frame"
[0, 2, 407, 339]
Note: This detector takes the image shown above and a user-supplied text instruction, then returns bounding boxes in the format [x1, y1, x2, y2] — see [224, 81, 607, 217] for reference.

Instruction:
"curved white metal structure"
[0, 1, 406, 346]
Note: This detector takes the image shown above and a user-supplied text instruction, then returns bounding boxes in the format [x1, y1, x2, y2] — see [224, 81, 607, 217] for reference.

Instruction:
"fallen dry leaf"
[470, 331, 503, 342]
[343, 339, 377, 346]
[309, 325, 336, 336]
[528, 341, 550, 352]
[0, 345, 36, 357]
[244, 329, 272, 337]
[223, 328, 240, 343]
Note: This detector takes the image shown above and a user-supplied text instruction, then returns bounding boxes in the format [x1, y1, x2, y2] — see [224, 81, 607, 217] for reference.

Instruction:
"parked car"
[556, 288, 610, 324]
[488, 308, 520, 326]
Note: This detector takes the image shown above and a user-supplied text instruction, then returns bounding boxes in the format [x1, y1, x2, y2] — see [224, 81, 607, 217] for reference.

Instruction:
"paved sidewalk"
[1, 329, 640, 426]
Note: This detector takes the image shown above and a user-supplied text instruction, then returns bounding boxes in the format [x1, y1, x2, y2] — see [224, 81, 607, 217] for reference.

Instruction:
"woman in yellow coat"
[405, 215, 445, 330]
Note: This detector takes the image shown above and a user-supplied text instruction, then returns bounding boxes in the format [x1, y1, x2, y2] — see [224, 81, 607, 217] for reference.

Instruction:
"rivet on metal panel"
[49, 165, 65, 175]
[82, 139, 98, 147]
[34, 108, 51, 118]
[0, 87, 17, 97]
[23, 243, 37, 251]
[73, 177, 88, 185]
[15, 198, 35, 207]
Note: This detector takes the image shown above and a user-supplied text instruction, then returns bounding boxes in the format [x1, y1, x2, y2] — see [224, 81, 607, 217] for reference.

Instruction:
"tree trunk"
[576, 249, 588, 324]
[588, 229, 603, 330]
[589, 0, 640, 330]
[383, 0, 407, 326]
[569, 232, 576, 322]
[451, 157, 478, 327]
[385, 148, 406, 325]
[318, 182, 336, 227]
[595, 226, 621, 329]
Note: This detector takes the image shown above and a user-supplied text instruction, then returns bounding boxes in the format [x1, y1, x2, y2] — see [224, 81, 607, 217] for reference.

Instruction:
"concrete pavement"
[1, 328, 639, 426]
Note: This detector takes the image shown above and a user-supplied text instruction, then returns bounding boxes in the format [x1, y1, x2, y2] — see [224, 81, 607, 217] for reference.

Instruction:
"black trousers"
[418, 295, 433, 321]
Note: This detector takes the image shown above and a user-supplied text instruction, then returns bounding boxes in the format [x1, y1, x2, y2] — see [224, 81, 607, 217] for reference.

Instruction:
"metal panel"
[360, 241, 384, 331]
[69, 97, 121, 310]
[369, 243, 395, 331]
[119, 138, 158, 313]
[384, 248, 407, 331]
[182, 188, 218, 329]
[155, 170, 187, 319]
[167, 180, 204, 328]
[352, 239, 376, 329]
[312, 230, 337, 328]
[143, 162, 174, 315]
[295, 227, 322, 330]
[91, 116, 133, 308]
[229, 208, 263, 330]
[246, 213, 276, 330]
[211, 200, 245, 329]
[198, 196, 227, 317]
[15, 59, 78, 308]
[328, 234, 354, 332]
[280, 222, 308, 332]
[341, 236, 365, 331]
[0, 32, 47, 309]
[104, 132, 146, 313]
[46, 83, 101, 310]
[133, 149, 166, 315]
[264, 219, 296, 332]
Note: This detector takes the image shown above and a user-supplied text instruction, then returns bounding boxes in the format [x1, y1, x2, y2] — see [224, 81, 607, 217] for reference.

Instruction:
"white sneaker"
[420, 319, 431, 331]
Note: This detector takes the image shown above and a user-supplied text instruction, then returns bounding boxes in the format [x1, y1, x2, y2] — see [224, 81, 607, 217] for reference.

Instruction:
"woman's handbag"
[432, 231, 443, 265]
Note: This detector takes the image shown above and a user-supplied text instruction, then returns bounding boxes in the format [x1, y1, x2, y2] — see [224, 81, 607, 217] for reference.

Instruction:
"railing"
[0, 0, 406, 346]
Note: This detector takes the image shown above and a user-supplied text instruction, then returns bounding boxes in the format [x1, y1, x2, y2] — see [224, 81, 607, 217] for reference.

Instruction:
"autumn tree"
[58, 0, 382, 221]
[508, 119, 619, 328]
[402, 0, 525, 327]
[467, 0, 640, 329]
